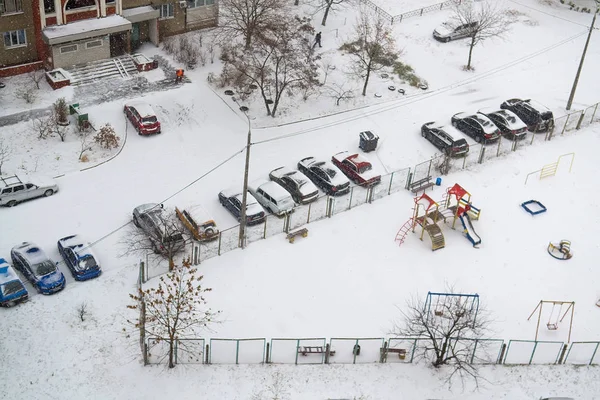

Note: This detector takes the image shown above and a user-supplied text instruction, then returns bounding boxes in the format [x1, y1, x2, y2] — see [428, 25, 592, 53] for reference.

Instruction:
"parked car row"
[422, 98, 555, 154]
[218, 152, 383, 224]
[1, 237, 101, 307]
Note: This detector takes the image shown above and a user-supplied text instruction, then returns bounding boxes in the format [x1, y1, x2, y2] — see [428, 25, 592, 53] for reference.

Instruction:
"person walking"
[175, 69, 184, 83]
[313, 32, 322, 49]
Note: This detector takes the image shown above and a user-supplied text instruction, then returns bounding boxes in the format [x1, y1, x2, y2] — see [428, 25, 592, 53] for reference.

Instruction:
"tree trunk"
[294, 0, 299, 5]
[169, 257, 175, 271]
[321, 2, 332, 26]
[467, 37, 476, 70]
[362, 66, 371, 96]
[245, 32, 252, 50]
[168, 339, 175, 368]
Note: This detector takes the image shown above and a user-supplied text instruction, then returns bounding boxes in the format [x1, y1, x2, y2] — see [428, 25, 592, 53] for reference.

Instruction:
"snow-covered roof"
[12, 242, 49, 264]
[43, 15, 132, 45]
[125, 101, 156, 119]
[122, 6, 160, 23]
[0, 259, 20, 286]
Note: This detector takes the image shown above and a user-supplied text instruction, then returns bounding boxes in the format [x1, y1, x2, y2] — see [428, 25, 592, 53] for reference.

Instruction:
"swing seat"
[434, 310, 444, 317]
[596, 299, 600, 308]
[547, 323, 558, 330]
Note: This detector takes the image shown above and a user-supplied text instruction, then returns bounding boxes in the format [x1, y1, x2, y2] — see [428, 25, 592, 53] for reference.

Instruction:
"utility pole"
[238, 109, 252, 249]
[566, 11, 596, 110]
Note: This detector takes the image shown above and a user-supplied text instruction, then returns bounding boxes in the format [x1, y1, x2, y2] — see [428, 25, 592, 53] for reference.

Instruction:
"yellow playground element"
[524, 153, 574, 185]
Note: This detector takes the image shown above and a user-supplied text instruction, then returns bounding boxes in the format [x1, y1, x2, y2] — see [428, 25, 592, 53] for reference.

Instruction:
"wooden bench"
[380, 347, 407, 360]
[297, 346, 335, 356]
[286, 228, 308, 244]
[410, 177, 434, 194]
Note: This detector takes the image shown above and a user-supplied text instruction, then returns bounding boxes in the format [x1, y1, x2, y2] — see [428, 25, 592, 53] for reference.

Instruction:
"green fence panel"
[504, 340, 563, 365]
[209, 338, 266, 364]
[329, 338, 384, 364]
[270, 338, 326, 364]
[564, 341, 600, 365]
[176, 338, 205, 364]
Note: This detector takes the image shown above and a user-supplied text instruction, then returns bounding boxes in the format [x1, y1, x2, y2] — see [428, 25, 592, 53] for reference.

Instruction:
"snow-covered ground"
[1, 0, 600, 398]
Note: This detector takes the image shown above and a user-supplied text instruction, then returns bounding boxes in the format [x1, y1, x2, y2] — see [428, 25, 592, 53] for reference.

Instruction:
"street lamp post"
[233, 98, 252, 249]
[566, 11, 596, 111]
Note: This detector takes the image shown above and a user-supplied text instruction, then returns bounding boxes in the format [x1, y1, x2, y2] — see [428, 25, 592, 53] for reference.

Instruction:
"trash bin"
[353, 344, 361, 356]
[436, 177, 442, 186]
[359, 131, 379, 152]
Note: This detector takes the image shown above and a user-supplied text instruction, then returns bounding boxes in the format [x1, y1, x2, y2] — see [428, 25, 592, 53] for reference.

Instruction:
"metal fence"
[143, 336, 600, 367]
[360, 0, 462, 25]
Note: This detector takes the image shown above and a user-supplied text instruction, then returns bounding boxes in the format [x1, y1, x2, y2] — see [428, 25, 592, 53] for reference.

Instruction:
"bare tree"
[315, 0, 351, 26]
[127, 259, 220, 368]
[0, 138, 12, 175]
[319, 54, 336, 85]
[94, 124, 120, 149]
[52, 118, 69, 142]
[341, 9, 400, 96]
[28, 69, 46, 90]
[77, 302, 88, 322]
[78, 130, 94, 161]
[452, 1, 512, 70]
[326, 82, 355, 105]
[221, 17, 319, 117]
[219, 0, 288, 49]
[390, 291, 493, 389]
[251, 371, 291, 400]
[15, 86, 37, 104]
[31, 115, 54, 140]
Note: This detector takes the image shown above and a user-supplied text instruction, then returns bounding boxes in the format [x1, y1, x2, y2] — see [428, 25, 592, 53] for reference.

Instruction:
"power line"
[253, 30, 587, 146]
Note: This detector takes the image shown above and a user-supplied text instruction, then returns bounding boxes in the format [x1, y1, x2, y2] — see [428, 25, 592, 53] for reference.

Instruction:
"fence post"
[470, 339, 479, 364]
[557, 344, 569, 364]
[561, 114, 570, 135]
[409, 339, 418, 363]
[420, 7, 424, 16]
[265, 342, 270, 364]
[496, 136, 502, 157]
[295, 339, 300, 365]
[529, 341, 539, 365]
[307, 201, 312, 224]
[218, 232, 222, 256]
[367, 186, 373, 203]
[591, 103, 599, 123]
[380, 340, 388, 363]
[478, 146, 485, 164]
[498, 343, 507, 364]
[236, 339, 240, 365]
[205, 344, 210, 364]
[576, 111, 585, 130]
[590, 342, 600, 365]
[325, 343, 331, 364]
[139, 261, 145, 284]
[327, 196, 334, 217]
[348, 187, 354, 210]
[175, 340, 178, 365]
[387, 172, 395, 195]
[144, 343, 149, 365]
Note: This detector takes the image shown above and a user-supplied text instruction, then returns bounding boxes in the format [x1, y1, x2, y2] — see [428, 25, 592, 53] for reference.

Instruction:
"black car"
[269, 166, 319, 204]
[478, 109, 528, 141]
[421, 122, 469, 157]
[297, 157, 350, 196]
[132, 203, 186, 255]
[500, 98, 554, 133]
[218, 189, 266, 225]
[451, 112, 501, 143]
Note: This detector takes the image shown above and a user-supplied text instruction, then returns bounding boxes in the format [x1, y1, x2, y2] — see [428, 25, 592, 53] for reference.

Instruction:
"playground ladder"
[395, 218, 414, 246]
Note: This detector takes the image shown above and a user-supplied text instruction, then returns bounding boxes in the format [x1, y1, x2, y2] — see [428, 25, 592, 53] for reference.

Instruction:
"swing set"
[527, 300, 575, 342]
[423, 291, 480, 326]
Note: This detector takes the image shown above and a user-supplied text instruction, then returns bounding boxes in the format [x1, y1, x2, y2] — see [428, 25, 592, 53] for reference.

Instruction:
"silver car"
[433, 21, 479, 42]
[0, 175, 58, 207]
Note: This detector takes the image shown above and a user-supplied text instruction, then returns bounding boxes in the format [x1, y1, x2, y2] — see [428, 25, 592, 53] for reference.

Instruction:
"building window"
[65, 0, 96, 10]
[86, 40, 102, 49]
[106, 0, 114, 2]
[43, 0, 55, 12]
[159, 3, 174, 19]
[0, 0, 23, 14]
[187, 0, 214, 7]
[60, 44, 78, 53]
[3, 29, 26, 48]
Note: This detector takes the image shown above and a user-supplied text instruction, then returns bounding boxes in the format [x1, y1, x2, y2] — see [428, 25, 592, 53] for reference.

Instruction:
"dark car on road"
[421, 122, 470, 157]
[451, 112, 501, 144]
[269, 166, 319, 205]
[331, 151, 381, 186]
[57, 235, 102, 281]
[218, 189, 266, 225]
[478, 108, 528, 140]
[298, 157, 350, 196]
[11, 242, 66, 295]
[500, 98, 554, 133]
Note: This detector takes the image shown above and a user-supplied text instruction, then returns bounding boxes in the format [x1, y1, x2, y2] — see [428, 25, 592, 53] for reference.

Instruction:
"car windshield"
[541, 111, 553, 120]
[165, 233, 183, 244]
[358, 164, 372, 174]
[34, 260, 56, 277]
[1, 280, 23, 296]
[473, 115, 491, 126]
[78, 255, 97, 271]
[324, 167, 338, 177]
[455, 139, 468, 146]
[142, 116, 157, 124]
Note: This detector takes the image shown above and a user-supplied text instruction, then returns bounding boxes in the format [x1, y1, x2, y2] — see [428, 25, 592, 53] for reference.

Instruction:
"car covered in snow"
[175, 203, 219, 242]
[269, 166, 319, 205]
[478, 108, 528, 140]
[433, 21, 478, 42]
[500, 98, 555, 133]
[218, 189, 266, 225]
[11, 242, 66, 295]
[57, 235, 102, 281]
[297, 157, 350, 196]
[133, 203, 186, 255]
[124, 101, 161, 135]
[421, 122, 470, 157]
[331, 151, 381, 187]
[248, 180, 295, 217]
[0, 175, 58, 207]
[0, 258, 28, 307]
[451, 112, 501, 144]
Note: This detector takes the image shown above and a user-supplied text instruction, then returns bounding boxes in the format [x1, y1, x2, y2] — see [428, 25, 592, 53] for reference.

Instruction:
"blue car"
[57, 235, 102, 281]
[11, 242, 66, 295]
[0, 258, 28, 307]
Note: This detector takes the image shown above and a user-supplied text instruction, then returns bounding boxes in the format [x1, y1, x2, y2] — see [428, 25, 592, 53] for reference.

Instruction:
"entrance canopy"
[122, 6, 160, 23]
[43, 15, 132, 45]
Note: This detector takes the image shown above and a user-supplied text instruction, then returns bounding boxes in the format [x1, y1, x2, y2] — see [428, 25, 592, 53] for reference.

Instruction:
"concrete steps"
[66, 56, 138, 86]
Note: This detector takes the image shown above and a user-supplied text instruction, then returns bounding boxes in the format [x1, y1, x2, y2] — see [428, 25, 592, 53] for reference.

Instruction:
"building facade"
[0, 0, 218, 77]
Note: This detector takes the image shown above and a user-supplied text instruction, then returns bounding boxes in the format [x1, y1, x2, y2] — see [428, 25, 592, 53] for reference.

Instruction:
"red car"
[331, 151, 381, 187]
[124, 101, 161, 135]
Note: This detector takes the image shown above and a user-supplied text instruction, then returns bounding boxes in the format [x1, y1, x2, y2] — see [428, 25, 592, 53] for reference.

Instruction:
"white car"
[248, 180, 295, 217]
[433, 21, 479, 42]
[0, 175, 58, 207]
[269, 166, 319, 204]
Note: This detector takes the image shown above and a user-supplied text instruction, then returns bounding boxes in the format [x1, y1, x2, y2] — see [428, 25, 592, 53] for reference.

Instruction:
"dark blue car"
[57, 235, 102, 281]
[0, 258, 28, 307]
[11, 242, 66, 295]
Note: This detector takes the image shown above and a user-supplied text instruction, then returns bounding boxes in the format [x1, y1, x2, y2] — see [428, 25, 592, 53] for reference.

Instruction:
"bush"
[15, 86, 37, 104]
[53, 98, 69, 125]
[393, 61, 421, 87]
[94, 124, 120, 149]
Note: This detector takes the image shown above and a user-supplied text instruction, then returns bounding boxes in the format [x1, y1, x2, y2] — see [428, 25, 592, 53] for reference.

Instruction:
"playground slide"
[459, 214, 481, 247]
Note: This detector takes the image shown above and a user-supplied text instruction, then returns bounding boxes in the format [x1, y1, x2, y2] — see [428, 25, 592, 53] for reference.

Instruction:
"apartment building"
[0, 0, 218, 77]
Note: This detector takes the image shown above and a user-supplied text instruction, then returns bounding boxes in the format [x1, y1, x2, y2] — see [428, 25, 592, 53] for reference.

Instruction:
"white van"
[249, 180, 295, 216]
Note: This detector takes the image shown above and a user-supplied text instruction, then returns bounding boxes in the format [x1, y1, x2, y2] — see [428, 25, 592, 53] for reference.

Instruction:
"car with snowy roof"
[451, 112, 501, 144]
[248, 180, 295, 217]
[133, 203, 186, 255]
[332, 151, 381, 187]
[433, 21, 479, 42]
[0, 174, 58, 207]
[175, 203, 219, 242]
[124, 101, 161, 135]
[500, 98, 555, 133]
[11, 242, 66, 295]
[218, 189, 266, 225]
[269, 166, 319, 205]
[478, 108, 528, 140]
[297, 157, 350, 196]
[0, 258, 29, 307]
[421, 122, 470, 157]
[57, 235, 102, 281]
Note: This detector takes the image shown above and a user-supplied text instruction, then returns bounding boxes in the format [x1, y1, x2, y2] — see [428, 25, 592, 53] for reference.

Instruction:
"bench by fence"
[286, 227, 308, 244]
[410, 177, 434, 194]
[298, 346, 336, 356]
[381, 347, 407, 360]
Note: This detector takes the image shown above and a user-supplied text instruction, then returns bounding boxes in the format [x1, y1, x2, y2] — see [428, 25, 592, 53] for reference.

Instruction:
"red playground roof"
[447, 183, 469, 200]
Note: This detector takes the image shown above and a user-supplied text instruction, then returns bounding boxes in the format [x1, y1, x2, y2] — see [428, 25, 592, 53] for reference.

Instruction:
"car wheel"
[475, 136, 482, 143]
[421, 130, 427, 138]
[137, 126, 141, 136]
[44, 189, 54, 197]
[451, 121, 458, 128]
[6, 200, 17, 207]
[133, 216, 140, 228]
[443, 37, 451, 43]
